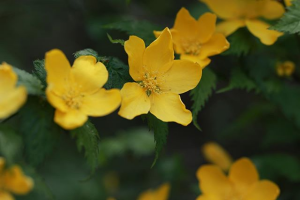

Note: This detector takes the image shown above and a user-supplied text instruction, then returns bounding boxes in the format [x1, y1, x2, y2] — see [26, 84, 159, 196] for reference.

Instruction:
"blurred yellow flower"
[137, 183, 170, 200]
[0, 157, 34, 200]
[196, 158, 280, 200]
[276, 61, 295, 77]
[202, 142, 233, 171]
[201, 0, 285, 45]
[285, 0, 292, 6]
[45, 49, 121, 130]
[119, 28, 202, 126]
[154, 8, 229, 68]
[0, 63, 27, 120]
[106, 198, 116, 200]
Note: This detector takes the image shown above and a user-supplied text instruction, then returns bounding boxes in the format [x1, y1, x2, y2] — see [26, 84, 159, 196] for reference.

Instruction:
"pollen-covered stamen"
[181, 40, 201, 55]
[62, 89, 84, 109]
[139, 71, 161, 96]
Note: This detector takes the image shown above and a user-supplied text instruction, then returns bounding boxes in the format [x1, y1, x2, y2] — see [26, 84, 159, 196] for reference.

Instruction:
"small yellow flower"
[137, 183, 170, 200]
[45, 49, 121, 130]
[201, 0, 285, 45]
[0, 63, 27, 120]
[119, 28, 202, 126]
[154, 8, 229, 68]
[285, 0, 293, 6]
[202, 142, 233, 171]
[276, 61, 295, 77]
[196, 158, 280, 200]
[0, 157, 34, 200]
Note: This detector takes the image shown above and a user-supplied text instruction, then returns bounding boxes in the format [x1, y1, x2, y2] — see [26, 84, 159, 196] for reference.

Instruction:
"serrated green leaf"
[190, 68, 216, 130]
[18, 97, 61, 166]
[73, 48, 99, 60]
[146, 114, 168, 167]
[0, 125, 22, 165]
[32, 59, 47, 88]
[101, 57, 132, 89]
[107, 33, 125, 46]
[270, 1, 300, 35]
[71, 120, 101, 171]
[13, 67, 43, 95]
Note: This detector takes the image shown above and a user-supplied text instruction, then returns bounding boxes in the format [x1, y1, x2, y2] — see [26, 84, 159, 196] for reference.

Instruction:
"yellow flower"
[202, 142, 233, 171]
[196, 158, 280, 200]
[276, 61, 295, 77]
[45, 49, 121, 130]
[0, 63, 27, 120]
[119, 28, 202, 126]
[201, 0, 285, 45]
[154, 8, 229, 68]
[0, 157, 34, 200]
[137, 183, 170, 200]
[285, 0, 292, 6]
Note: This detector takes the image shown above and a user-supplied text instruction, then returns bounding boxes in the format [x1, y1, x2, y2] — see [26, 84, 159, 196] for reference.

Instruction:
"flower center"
[139, 72, 161, 96]
[62, 89, 83, 109]
[181, 40, 201, 55]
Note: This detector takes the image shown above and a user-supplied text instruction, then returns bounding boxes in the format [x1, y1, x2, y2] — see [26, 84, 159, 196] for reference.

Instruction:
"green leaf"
[217, 67, 258, 93]
[107, 33, 125, 46]
[253, 154, 300, 182]
[146, 114, 168, 168]
[13, 67, 43, 95]
[32, 59, 47, 88]
[18, 97, 61, 166]
[190, 68, 217, 130]
[101, 57, 133, 89]
[104, 18, 161, 45]
[71, 120, 101, 171]
[0, 125, 22, 165]
[270, 1, 300, 35]
[73, 48, 99, 60]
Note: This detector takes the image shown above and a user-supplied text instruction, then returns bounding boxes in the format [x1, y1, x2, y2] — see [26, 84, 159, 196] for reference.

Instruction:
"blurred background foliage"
[1, 0, 300, 199]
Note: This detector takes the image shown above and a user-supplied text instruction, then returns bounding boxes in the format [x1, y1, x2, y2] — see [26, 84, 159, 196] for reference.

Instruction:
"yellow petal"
[285, 0, 292, 6]
[245, 19, 283, 45]
[46, 88, 68, 112]
[3, 166, 34, 195]
[71, 56, 108, 94]
[196, 165, 232, 197]
[200, 0, 240, 19]
[216, 20, 245, 36]
[199, 33, 230, 60]
[0, 157, 5, 172]
[202, 142, 233, 171]
[159, 60, 202, 94]
[45, 49, 71, 94]
[170, 29, 185, 54]
[180, 55, 211, 69]
[0, 63, 17, 93]
[149, 92, 192, 126]
[260, 0, 285, 20]
[125, 36, 146, 81]
[198, 13, 217, 43]
[54, 109, 88, 130]
[244, 180, 280, 200]
[143, 28, 174, 74]
[153, 30, 162, 38]
[80, 88, 121, 117]
[0, 86, 27, 120]
[196, 195, 220, 200]
[118, 82, 150, 119]
[138, 183, 170, 200]
[229, 158, 259, 195]
[0, 191, 14, 200]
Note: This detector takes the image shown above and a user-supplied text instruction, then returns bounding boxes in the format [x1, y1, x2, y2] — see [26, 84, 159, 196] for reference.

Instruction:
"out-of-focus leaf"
[190, 68, 216, 130]
[19, 97, 61, 166]
[107, 33, 124, 46]
[32, 59, 47, 88]
[74, 49, 99, 60]
[71, 120, 101, 171]
[270, 1, 300, 35]
[13, 67, 43, 95]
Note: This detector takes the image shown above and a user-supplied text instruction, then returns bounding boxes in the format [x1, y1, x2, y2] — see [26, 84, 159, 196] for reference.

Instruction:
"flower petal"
[244, 180, 280, 200]
[0, 63, 17, 93]
[71, 56, 108, 94]
[0, 86, 27, 120]
[245, 19, 283, 45]
[0, 157, 5, 172]
[196, 195, 220, 200]
[200, 0, 240, 19]
[149, 92, 192, 126]
[229, 158, 259, 195]
[155, 183, 170, 200]
[198, 13, 217, 43]
[80, 88, 121, 117]
[54, 109, 88, 130]
[45, 49, 71, 94]
[180, 55, 211, 68]
[260, 1, 285, 20]
[3, 166, 34, 195]
[0, 191, 14, 200]
[199, 33, 230, 60]
[196, 165, 232, 197]
[143, 28, 174, 74]
[46, 88, 68, 112]
[125, 36, 146, 81]
[159, 60, 202, 94]
[216, 20, 245, 36]
[118, 82, 150, 119]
